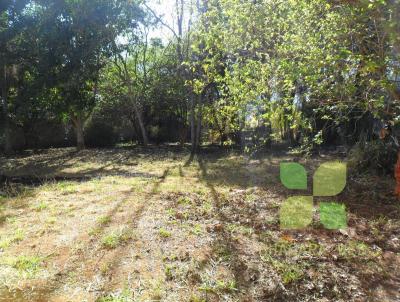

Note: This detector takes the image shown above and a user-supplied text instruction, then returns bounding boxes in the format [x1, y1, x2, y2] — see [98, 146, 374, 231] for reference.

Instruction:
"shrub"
[348, 140, 398, 175]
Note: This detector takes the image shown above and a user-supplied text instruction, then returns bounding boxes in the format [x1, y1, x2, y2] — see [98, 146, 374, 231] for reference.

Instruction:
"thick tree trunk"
[1, 65, 12, 155]
[133, 103, 149, 146]
[71, 114, 85, 151]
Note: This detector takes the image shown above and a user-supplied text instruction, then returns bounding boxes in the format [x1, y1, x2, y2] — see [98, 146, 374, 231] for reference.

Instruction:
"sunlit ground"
[0, 147, 399, 301]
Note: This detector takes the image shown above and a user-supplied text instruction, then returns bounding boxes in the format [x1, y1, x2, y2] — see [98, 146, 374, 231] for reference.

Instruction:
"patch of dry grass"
[0, 147, 398, 302]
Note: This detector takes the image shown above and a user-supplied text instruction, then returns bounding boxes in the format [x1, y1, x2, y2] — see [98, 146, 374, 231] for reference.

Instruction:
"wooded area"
[0, 0, 400, 301]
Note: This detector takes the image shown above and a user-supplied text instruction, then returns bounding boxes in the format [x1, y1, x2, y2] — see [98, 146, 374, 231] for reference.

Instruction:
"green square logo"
[319, 202, 347, 230]
[279, 161, 347, 230]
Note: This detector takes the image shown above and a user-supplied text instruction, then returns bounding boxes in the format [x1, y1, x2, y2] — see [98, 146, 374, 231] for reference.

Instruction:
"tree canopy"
[0, 0, 399, 167]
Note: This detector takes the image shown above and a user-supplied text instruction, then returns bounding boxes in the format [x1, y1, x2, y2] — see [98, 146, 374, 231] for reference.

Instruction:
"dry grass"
[0, 147, 399, 302]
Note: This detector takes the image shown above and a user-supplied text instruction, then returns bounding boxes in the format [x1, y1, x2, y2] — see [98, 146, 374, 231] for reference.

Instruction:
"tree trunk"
[190, 93, 197, 153]
[196, 95, 203, 150]
[133, 103, 149, 146]
[1, 65, 12, 155]
[71, 114, 85, 151]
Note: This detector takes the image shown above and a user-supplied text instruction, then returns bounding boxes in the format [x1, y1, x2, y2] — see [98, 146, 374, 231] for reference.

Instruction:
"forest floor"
[0, 146, 399, 302]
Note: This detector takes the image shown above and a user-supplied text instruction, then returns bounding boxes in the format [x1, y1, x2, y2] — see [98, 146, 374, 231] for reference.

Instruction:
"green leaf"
[280, 163, 307, 190]
[313, 162, 347, 197]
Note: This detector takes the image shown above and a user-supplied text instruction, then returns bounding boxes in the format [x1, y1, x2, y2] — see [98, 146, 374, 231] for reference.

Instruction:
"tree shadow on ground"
[0, 163, 177, 302]
[197, 157, 265, 299]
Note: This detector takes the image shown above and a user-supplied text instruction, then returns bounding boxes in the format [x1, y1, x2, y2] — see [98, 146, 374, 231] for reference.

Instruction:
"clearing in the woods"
[0, 147, 399, 302]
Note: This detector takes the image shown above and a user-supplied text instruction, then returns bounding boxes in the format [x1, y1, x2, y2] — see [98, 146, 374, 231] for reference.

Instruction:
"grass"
[101, 233, 121, 249]
[337, 241, 382, 261]
[101, 228, 133, 249]
[177, 196, 192, 206]
[164, 264, 175, 280]
[97, 215, 112, 225]
[97, 288, 133, 302]
[0, 229, 25, 249]
[0, 148, 398, 301]
[158, 228, 172, 238]
[213, 244, 232, 262]
[100, 262, 112, 276]
[226, 223, 253, 236]
[45, 217, 57, 225]
[262, 252, 306, 284]
[2, 255, 44, 278]
[199, 279, 237, 294]
[190, 224, 203, 236]
[261, 239, 327, 284]
[188, 295, 206, 302]
[33, 201, 48, 212]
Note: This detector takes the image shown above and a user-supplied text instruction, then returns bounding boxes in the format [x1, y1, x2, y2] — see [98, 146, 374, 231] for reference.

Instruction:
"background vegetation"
[1, 0, 399, 167]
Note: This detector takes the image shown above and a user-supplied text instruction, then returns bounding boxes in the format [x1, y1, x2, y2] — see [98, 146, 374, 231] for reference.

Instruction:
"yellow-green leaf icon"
[280, 163, 307, 190]
[280, 196, 313, 229]
[313, 162, 347, 197]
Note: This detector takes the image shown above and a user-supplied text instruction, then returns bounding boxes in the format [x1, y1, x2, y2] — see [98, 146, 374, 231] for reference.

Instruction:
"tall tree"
[0, 0, 34, 154]
[36, 0, 143, 150]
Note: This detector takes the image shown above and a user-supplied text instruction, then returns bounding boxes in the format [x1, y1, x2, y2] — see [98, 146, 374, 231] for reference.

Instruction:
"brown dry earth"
[0, 147, 399, 302]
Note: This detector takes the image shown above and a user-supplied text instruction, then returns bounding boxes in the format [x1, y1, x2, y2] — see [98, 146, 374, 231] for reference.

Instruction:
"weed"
[281, 266, 304, 284]
[100, 262, 111, 276]
[101, 228, 133, 249]
[158, 228, 172, 238]
[46, 217, 57, 225]
[190, 224, 203, 236]
[178, 196, 191, 206]
[97, 215, 112, 225]
[227, 223, 253, 236]
[97, 287, 133, 302]
[245, 193, 257, 203]
[213, 244, 232, 262]
[166, 208, 176, 219]
[164, 264, 175, 280]
[201, 201, 212, 214]
[262, 254, 305, 284]
[261, 240, 325, 284]
[0, 229, 24, 249]
[5, 216, 17, 224]
[199, 279, 237, 294]
[148, 279, 165, 301]
[57, 182, 78, 195]
[13, 229, 24, 242]
[337, 241, 381, 261]
[101, 233, 120, 249]
[89, 227, 101, 237]
[33, 201, 48, 212]
[3, 255, 43, 277]
[189, 294, 206, 302]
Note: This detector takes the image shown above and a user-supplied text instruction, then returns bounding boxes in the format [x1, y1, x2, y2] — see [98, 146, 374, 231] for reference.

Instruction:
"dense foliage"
[1, 0, 399, 167]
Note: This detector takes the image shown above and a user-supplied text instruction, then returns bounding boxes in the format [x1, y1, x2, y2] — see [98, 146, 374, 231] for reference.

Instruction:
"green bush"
[348, 140, 397, 175]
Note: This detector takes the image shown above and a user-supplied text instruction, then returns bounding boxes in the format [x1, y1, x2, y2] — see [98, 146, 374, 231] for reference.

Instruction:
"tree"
[110, 24, 153, 145]
[0, 0, 35, 154]
[146, 0, 200, 152]
[35, 0, 143, 150]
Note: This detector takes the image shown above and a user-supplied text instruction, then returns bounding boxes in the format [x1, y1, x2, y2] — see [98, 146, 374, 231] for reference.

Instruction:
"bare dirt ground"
[0, 147, 399, 302]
